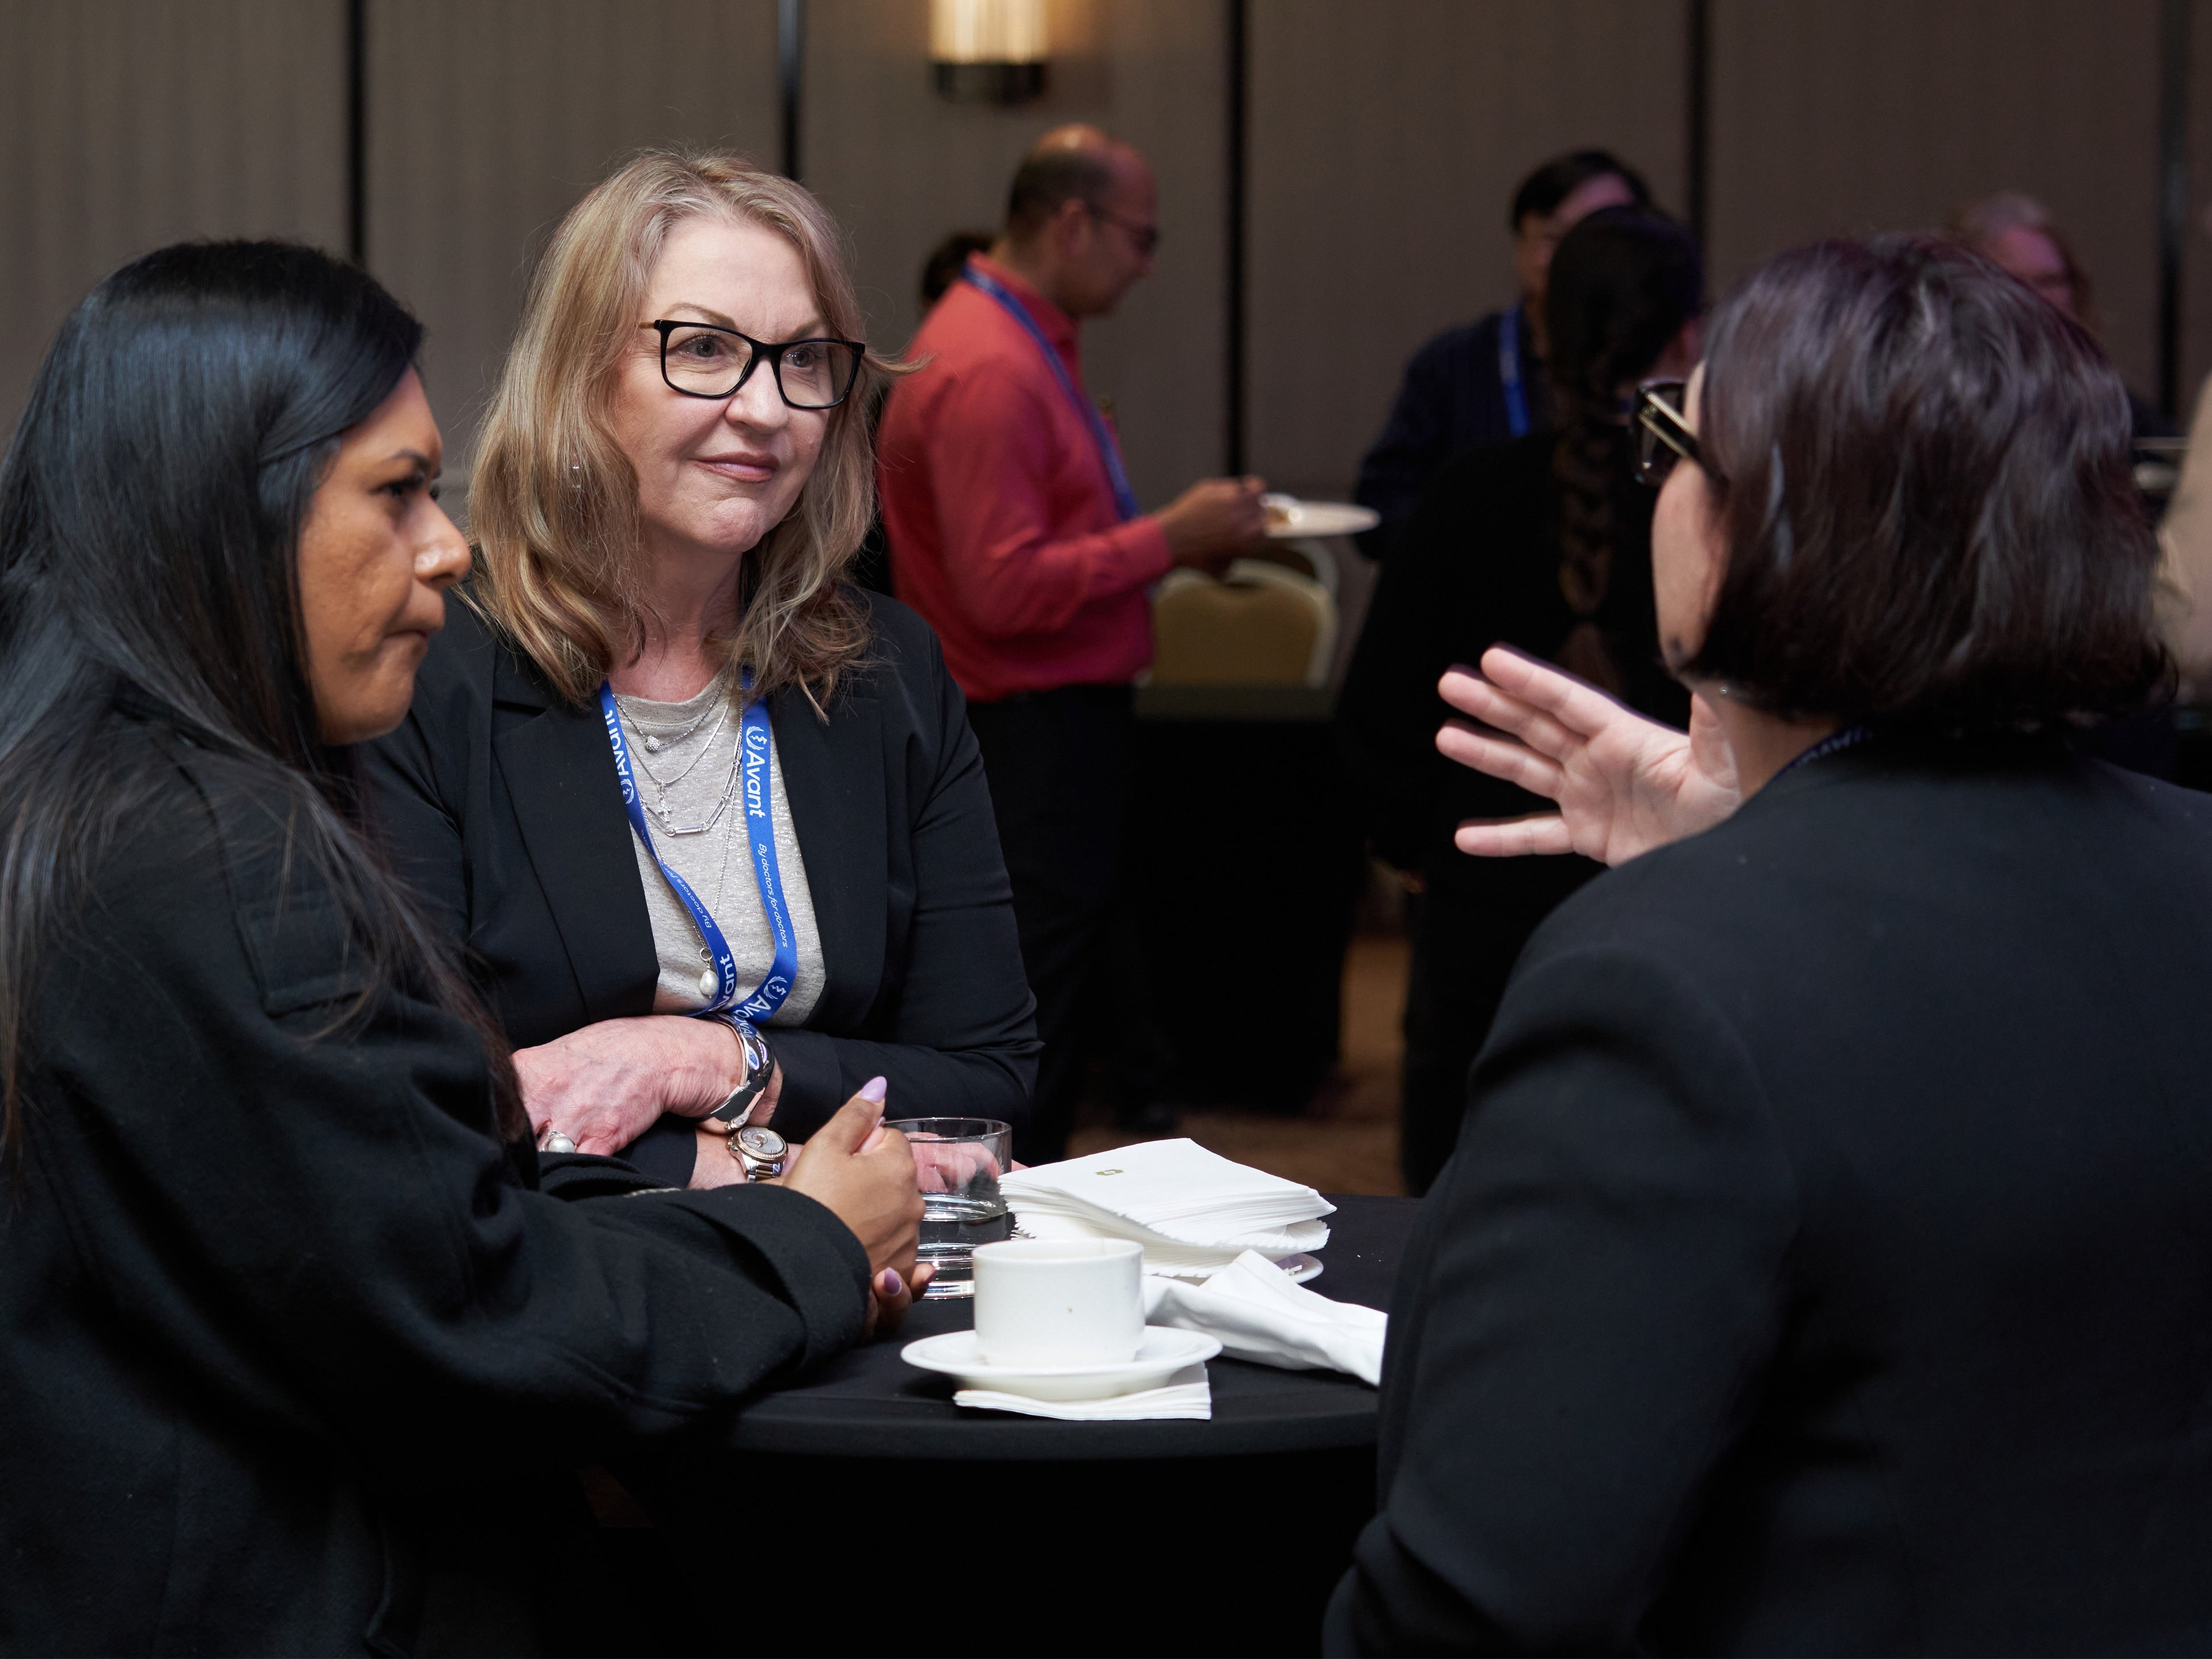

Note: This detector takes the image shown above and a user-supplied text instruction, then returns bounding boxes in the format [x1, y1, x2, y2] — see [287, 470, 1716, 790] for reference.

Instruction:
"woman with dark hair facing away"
[0, 241, 927, 1654]
[1330, 238, 2212, 1653]
[363, 151, 1038, 1189]
[1352, 148, 1652, 557]
[1337, 204, 1702, 1194]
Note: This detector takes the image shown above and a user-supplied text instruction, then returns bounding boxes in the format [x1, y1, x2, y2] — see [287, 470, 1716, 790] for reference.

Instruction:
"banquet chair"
[1149, 561, 1338, 687]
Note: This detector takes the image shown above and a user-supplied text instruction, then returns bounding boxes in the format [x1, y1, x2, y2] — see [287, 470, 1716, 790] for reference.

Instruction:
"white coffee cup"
[971, 1238, 1144, 1366]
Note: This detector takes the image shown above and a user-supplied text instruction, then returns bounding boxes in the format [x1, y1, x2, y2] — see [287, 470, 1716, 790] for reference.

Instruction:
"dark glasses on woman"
[1634, 380, 1711, 487]
[641, 320, 866, 410]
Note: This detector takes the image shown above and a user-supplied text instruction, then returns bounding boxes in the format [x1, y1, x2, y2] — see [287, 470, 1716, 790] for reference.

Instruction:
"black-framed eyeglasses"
[640, 320, 867, 410]
[1634, 380, 1712, 487]
[1086, 204, 1161, 257]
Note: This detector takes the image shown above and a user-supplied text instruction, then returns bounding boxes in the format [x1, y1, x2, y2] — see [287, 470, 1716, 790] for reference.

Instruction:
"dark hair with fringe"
[0, 239, 520, 1146]
[1684, 236, 2169, 729]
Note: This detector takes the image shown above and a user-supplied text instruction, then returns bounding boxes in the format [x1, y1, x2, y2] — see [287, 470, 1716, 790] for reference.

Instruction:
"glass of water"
[887, 1117, 1014, 1298]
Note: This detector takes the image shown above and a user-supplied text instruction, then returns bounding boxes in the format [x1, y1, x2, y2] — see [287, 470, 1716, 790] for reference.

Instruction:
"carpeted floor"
[1067, 930, 1408, 1196]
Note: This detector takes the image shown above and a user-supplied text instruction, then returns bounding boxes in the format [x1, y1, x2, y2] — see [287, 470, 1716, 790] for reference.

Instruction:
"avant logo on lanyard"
[600, 670, 798, 1024]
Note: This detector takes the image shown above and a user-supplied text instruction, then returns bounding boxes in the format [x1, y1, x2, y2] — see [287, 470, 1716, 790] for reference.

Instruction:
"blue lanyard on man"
[1498, 302, 1531, 440]
[598, 669, 798, 1027]
[961, 262, 1142, 522]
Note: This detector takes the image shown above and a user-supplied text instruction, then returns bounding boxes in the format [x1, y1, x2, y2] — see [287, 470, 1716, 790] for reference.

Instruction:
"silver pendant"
[643, 734, 664, 752]
[696, 965, 718, 998]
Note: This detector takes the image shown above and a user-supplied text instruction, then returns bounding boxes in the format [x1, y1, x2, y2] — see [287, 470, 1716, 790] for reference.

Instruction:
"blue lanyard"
[599, 671, 797, 1025]
[961, 264, 1141, 522]
[1499, 304, 1530, 439]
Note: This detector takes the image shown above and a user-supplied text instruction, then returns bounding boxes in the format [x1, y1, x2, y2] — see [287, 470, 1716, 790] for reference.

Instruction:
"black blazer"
[1328, 737, 2212, 1655]
[362, 589, 1039, 1168]
[0, 715, 871, 1655]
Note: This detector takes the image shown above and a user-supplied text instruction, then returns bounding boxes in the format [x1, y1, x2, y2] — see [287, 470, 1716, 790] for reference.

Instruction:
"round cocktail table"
[624, 1194, 1418, 1658]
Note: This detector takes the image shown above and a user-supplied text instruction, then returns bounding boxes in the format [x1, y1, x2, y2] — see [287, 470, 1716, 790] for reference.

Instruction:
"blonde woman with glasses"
[365, 151, 1038, 1192]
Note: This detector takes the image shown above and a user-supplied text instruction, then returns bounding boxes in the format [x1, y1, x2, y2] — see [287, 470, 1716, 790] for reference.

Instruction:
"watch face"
[736, 1126, 787, 1160]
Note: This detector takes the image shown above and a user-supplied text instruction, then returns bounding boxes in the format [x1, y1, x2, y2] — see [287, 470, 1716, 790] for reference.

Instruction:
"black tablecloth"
[718, 1192, 1414, 1460]
[617, 1194, 1419, 1658]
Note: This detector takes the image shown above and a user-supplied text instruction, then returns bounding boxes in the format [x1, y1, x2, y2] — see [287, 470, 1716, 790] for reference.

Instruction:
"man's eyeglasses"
[1634, 381, 1711, 487]
[1086, 205, 1161, 257]
[641, 320, 867, 410]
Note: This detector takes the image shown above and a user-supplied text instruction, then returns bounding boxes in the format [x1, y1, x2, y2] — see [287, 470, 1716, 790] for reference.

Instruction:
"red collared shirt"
[877, 255, 1173, 703]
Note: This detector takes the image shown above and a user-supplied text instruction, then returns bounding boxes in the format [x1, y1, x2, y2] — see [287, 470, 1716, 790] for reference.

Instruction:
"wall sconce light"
[931, 0, 1048, 105]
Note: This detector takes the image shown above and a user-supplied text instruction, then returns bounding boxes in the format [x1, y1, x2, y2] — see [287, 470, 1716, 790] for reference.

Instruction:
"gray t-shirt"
[610, 671, 825, 1024]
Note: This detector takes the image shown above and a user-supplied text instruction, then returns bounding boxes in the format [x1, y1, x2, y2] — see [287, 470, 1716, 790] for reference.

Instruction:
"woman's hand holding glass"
[516, 1013, 775, 1156]
[1437, 646, 1742, 868]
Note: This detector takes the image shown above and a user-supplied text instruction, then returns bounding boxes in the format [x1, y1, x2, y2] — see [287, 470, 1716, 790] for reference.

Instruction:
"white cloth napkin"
[952, 1364, 1211, 1421]
[1002, 1139, 1335, 1278]
[1143, 1249, 1387, 1385]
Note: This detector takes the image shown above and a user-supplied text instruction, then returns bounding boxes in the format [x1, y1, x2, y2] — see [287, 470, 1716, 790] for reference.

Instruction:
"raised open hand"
[1434, 646, 1741, 868]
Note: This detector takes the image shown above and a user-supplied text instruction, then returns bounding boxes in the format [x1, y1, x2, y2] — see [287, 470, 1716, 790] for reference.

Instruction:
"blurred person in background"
[1950, 191, 2175, 444]
[1353, 149, 1652, 558]
[1332, 236, 2212, 1657]
[1338, 204, 1702, 1195]
[920, 228, 994, 310]
[366, 151, 1039, 1186]
[878, 124, 1270, 1161]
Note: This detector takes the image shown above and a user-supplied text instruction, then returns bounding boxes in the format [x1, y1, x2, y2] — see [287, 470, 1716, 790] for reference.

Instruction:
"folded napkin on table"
[953, 1365, 1211, 1421]
[1001, 1139, 1334, 1278]
[1145, 1249, 1387, 1385]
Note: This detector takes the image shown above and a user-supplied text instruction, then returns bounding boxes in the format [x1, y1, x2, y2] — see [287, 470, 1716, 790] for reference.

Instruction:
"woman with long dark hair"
[1336, 204, 1702, 1194]
[0, 241, 925, 1653]
[1330, 239, 2212, 1653]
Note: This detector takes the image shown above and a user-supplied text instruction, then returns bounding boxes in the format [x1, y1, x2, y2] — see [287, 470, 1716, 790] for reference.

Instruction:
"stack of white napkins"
[1144, 1249, 1387, 1385]
[953, 1365, 1211, 1421]
[1001, 1139, 1334, 1279]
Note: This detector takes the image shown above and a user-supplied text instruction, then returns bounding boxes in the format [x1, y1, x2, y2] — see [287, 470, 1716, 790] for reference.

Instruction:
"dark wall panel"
[1709, 0, 2162, 399]
[366, 0, 781, 513]
[0, 0, 347, 441]
[1245, 0, 1690, 499]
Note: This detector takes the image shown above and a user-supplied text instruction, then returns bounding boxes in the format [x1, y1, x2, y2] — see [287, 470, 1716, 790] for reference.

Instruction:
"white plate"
[902, 1325, 1222, 1401]
[1262, 495, 1380, 540]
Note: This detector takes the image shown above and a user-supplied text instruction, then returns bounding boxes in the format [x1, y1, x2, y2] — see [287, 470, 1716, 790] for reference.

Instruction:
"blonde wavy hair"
[468, 150, 897, 709]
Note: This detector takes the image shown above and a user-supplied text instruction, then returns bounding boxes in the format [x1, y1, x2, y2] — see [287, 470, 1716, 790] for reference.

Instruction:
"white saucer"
[1262, 495, 1380, 539]
[902, 1325, 1221, 1401]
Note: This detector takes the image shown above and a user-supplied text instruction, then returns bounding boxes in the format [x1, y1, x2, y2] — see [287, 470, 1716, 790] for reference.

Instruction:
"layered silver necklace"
[619, 673, 740, 839]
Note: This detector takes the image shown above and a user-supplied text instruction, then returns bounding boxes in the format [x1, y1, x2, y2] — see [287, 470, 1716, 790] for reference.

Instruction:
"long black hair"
[0, 240, 519, 1142]
[1544, 206, 1704, 658]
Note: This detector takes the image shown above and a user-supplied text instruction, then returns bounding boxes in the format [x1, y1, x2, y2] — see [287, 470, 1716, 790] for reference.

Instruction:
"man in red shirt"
[878, 124, 1268, 1161]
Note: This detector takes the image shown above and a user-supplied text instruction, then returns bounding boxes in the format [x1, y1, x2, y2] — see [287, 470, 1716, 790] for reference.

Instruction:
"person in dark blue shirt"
[1353, 150, 1651, 558]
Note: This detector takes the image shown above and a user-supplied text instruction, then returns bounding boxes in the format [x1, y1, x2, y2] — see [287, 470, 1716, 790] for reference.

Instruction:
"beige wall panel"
[0, 0, 346, 440]
[1246, 0, 1688, 499]
[802, 0, 1228, 507]
[1710, 0, 2161, 399]
[368, 0, 780, 507]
